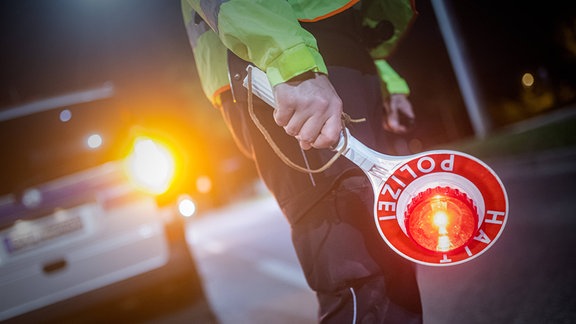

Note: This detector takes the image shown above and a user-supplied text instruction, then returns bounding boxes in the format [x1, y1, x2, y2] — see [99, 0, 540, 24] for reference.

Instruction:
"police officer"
[182, 1, 422, 322]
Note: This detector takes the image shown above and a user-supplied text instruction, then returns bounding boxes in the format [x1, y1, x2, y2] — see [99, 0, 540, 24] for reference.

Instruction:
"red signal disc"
[374, 151, 508, 266]
[405, 187, 477, 253]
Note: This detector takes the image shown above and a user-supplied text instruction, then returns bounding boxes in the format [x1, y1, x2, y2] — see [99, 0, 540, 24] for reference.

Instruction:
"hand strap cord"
[246, 66, 364, 174]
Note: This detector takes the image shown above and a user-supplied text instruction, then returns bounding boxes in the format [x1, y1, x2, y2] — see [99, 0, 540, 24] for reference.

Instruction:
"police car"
[0, 85, 214, 322]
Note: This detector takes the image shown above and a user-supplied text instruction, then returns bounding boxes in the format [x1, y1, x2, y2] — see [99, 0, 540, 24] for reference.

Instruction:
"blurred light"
[22, 188, 42, 208]
[405, 187, 477, 253]
[86, 134, 103, 149]
[126, 137, 175, 195]
[59, 109, 72, 122]
[522, 72, 535, 88]
[138, 224, 154, 238]
[196, 175, 213, 194]
[178, 195, 197, 218]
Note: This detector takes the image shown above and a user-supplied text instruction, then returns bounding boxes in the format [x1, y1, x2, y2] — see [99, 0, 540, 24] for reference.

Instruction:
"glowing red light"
[405, 187, 477, 253]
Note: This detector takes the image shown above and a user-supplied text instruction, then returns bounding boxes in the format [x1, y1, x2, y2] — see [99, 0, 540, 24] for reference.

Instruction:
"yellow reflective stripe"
[265, 43, 327, 86]
[375, 59, 410, 95]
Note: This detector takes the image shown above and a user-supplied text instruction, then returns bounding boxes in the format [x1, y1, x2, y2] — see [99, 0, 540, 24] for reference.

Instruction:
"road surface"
[186, 154, 576, 324]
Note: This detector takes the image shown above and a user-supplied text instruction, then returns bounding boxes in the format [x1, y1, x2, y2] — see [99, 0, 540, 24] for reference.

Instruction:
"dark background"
[0, 0, 575, 197]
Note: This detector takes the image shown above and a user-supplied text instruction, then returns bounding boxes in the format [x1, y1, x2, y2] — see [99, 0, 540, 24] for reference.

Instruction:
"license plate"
[3, 207, 88, 255]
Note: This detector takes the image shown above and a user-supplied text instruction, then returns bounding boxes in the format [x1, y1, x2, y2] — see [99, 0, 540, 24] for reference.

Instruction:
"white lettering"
[473, 229, 491, 244]
[381, 183, 401, 199]
[485, 210, 505, 225]
[379, 216, 396, 221]
[378, 201, 396, 212]
[441, 154, 455, 171]
[417, 156, 435, 173]
[400, 165, 417, 179]
[391, 175, 406, 188]
[440, 254, 452, 263]
[465, 246, 473, 257]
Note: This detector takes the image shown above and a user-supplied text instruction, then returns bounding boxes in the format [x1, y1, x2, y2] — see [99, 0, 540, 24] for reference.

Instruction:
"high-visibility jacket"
[181, 0, 416, 108]
[182, 6, 231, 107]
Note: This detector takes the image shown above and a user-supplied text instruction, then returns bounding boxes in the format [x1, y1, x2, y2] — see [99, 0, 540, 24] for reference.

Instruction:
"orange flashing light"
[405, 187, 478, 253]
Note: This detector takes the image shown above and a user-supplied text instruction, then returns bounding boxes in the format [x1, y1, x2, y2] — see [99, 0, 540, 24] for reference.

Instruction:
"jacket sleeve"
[375, 59, 410, 96]
[363, 0, 417, 59]
[182, 0, 328, 86]
[182, 1, 231, 107]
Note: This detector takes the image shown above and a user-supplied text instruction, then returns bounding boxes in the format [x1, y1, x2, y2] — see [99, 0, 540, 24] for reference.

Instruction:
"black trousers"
[222, 63, 422, 323]
[220, 8, 422, 322]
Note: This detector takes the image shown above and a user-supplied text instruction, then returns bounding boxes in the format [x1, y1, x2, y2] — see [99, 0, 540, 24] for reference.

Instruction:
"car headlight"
[177, 194, 197, 218]
[125, 137, 175, 195]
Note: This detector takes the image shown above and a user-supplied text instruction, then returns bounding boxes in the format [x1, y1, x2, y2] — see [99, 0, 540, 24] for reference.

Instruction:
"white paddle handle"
[242, 66, 509, 267]
[242, 65, 407, 186]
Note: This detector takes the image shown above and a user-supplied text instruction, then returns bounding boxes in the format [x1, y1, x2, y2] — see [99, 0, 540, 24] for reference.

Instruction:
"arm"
[181, 2, 230, 108]
[361, 0, 417, 134]
[375, 59, 415, 134]
[183, 0, 343, 150]
[184, 0, 328, 85]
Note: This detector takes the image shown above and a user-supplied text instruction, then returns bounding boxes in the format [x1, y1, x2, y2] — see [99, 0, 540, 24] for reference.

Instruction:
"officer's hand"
[273, 73, 343, 150]
[383, 94, 415, 134]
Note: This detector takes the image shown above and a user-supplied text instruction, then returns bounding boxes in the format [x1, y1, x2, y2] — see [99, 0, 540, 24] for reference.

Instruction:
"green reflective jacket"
[182, 0, 415, 107]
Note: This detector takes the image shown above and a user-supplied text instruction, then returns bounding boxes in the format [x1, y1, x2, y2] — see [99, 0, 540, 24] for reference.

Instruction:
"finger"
[382, 113, 405, 133]
[311, 115, 342, 149]
[273, 105, 295, 127]
[272, 87, 296, 127]
[388, 115, 416, 134]
[299, 140, 313, 150]
[399, 113, 415, 130]
[384, 114, 407, 134]
[385, 107, 401, 129]
[284, 104, 319, 138]
[284, 113, 307, 137]
[295, 115, 322, 144]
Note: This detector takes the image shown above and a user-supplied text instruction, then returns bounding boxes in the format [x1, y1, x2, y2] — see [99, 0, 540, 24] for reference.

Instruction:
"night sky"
[449, 1, 576, 101]
[0, 0, 195, 108]
[0, 0, 574, 187]
[1, 1, 575, 108]
[0, 0, 211, 196]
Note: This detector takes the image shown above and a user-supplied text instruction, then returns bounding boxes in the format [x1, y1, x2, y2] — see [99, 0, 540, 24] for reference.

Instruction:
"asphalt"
[177, 105, 576, 324]
[420, 104, 576, 324]
[446, 105, 576, 176]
